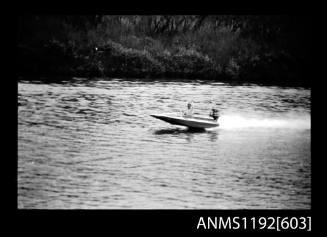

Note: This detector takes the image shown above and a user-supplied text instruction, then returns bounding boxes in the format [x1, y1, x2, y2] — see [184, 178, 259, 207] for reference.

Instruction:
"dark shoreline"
[17, 15, 311, 88]
[17, 42, 310, 88]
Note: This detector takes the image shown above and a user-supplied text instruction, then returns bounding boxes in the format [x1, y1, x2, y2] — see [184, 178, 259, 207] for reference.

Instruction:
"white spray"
[218, 112, 310, 130]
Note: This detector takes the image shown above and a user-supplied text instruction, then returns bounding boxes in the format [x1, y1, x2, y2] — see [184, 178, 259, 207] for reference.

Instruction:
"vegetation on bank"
[17, 15, 311, 85]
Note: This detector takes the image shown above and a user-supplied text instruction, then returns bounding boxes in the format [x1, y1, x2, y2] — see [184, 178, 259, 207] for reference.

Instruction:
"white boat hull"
[150, 114, 219, 129]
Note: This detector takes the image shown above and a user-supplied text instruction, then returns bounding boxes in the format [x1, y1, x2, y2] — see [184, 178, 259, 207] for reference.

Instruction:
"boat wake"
[219, 113, 310, 130]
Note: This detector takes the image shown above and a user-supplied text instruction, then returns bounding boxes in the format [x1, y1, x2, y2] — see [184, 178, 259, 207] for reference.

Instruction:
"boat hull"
[150, 114, 219, 129]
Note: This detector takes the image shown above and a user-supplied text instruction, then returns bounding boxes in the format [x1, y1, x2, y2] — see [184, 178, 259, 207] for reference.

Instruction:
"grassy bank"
[17, 15, 311, 86]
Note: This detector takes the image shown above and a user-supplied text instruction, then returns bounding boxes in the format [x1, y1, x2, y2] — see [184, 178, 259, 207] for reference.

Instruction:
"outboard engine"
[210, 109, 219, 121]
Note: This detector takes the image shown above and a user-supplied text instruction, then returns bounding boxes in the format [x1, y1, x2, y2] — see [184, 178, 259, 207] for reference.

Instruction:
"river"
[18, 78, 311, 209]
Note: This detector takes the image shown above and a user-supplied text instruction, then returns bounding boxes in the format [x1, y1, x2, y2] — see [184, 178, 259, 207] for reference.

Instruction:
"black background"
[6, 1, 322, 235]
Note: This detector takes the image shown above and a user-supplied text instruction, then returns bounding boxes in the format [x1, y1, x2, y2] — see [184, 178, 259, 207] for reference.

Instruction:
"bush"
[18, 15, 309, 85]
[97, 40, 165, 77]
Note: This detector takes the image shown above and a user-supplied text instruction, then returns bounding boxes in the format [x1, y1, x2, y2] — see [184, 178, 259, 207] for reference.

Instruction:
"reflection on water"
[18, 78, 310, 209]
[154, 128, 218, 143]
[154, 128, 199, 135]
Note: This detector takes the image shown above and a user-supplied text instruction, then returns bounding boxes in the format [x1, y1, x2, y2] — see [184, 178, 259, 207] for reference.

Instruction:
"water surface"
[18, 78, 311, 209]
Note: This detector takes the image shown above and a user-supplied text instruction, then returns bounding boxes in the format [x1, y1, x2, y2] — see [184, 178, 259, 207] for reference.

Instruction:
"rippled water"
[18, 78, 311, 209]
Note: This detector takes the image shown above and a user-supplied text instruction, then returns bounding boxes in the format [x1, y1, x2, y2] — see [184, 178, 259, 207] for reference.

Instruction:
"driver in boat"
[183, 101, 194, 117]
[209, 108, 219, 121]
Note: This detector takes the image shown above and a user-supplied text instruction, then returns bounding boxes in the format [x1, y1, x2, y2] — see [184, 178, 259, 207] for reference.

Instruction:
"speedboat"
[150, 113, 219, 129]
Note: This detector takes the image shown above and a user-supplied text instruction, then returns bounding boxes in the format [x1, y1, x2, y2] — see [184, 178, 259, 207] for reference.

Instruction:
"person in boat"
[183, 101, 194, 117]
[209, 108, 219, 121]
